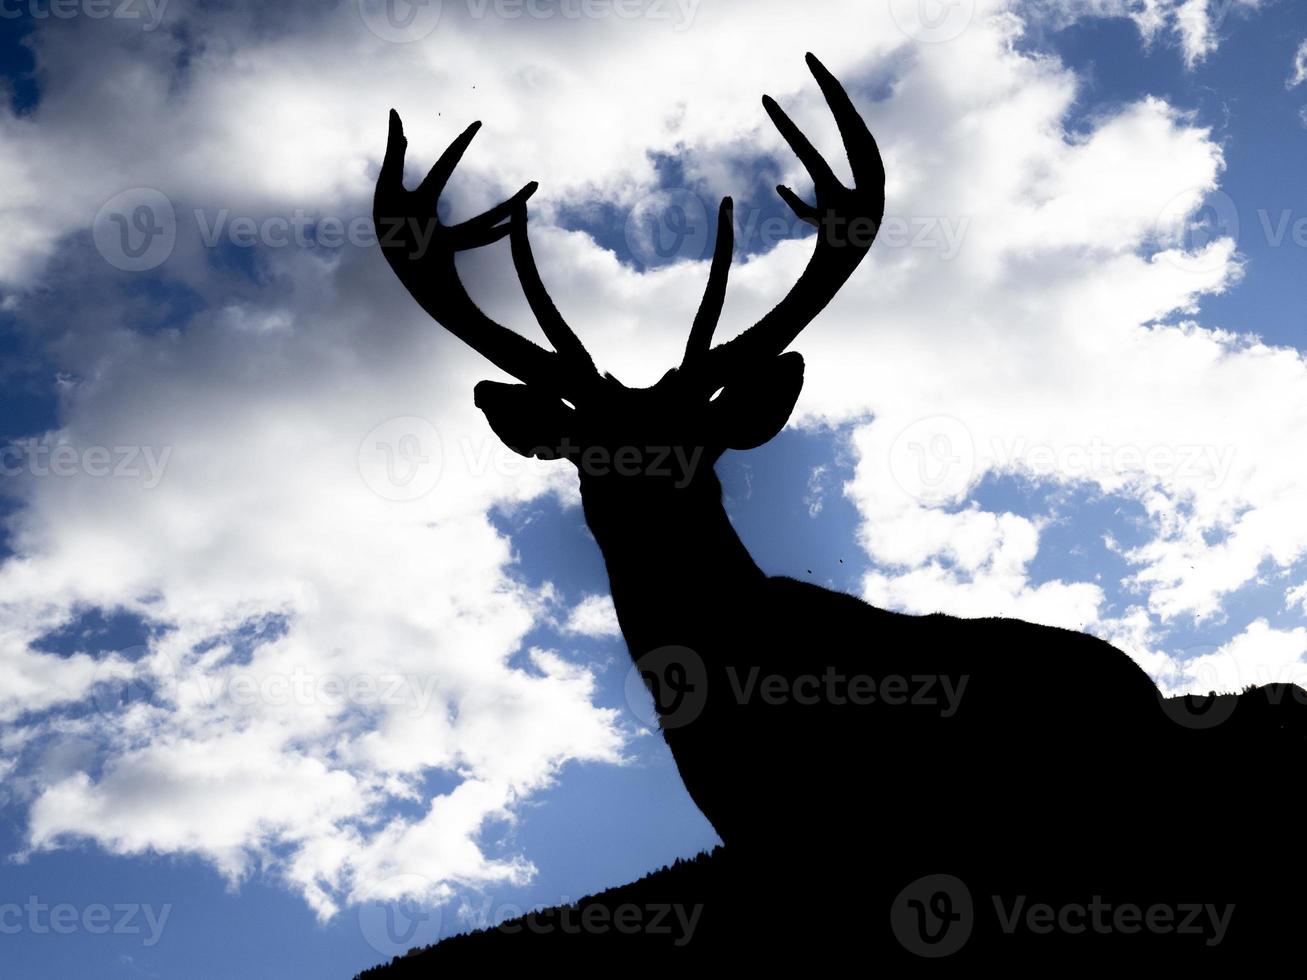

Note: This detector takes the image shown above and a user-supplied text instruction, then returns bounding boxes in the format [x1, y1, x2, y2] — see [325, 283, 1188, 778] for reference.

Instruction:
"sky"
[1, 0, 1307, 976]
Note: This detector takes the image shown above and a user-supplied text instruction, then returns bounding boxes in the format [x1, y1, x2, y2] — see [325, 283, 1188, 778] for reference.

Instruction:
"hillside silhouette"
[363, 52, 1307, 968]
[352, 671, 1307, 972]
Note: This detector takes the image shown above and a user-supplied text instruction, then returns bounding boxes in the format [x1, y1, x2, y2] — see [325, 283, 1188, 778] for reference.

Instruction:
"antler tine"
[374, 111, 599, 394]
[508, 201, 600, 384]
[681, 197, 734, 372]
[702, 54, 885, 380]
[804, 52, 885, 187]
[414, 117, 483, 210]
[762, 92, 840, 201]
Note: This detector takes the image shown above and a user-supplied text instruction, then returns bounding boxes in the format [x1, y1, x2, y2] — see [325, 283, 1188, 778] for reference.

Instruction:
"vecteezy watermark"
[624, 647, 967, 732]
[623, 189, 712, 266]
[190, 666, 443, 717]
[194, 209, 378, 252]
[1160, 641, 1307, 730]
[1245, 207, 1307, 254]
[889, 0, 975, 43]
[94, 196, 389, 273]
[500, 903, 703, 945]
[92, 194, 405, 273]
[725, 667, 968, 716]
[0, 0, 167, 29]
[890, 874, 974, 958]
[0, 898, 172, 947]
[887, 417, 1237, 506]
[462, 894, 703, 946]
[625, 645, 709, 730]
[1152, 188, 1307, 273]
[357, 0, 443, 42]
[1154, 188, 1239, 274]
[93, 188, 177, 273]
[623, 189, 969, 268]
[358, 417, 444, 502]
[0, 440, 172, 489]
[90, 646, 177, 719]
[1158, 643, 1239, 730]
[988, 437, 1237, 491]
[95, 192, 964, 275]
[890, 873, 1234, 957]
[1258, 208, 1307, 247]
[357, 0, 700, 43]
[357, 875, 444, 957]
[989, 895, 1234, 948]
[546, 440, 705, 486]
[887, 415, 977, 506]
[358, 417, 711, 501]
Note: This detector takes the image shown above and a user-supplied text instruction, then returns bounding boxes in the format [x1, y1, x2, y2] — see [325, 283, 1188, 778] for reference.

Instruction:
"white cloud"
[1289, 38, 1307, 89]
[1172, 619, 1307, 693]
[1030, 0, 1260, 67]
[860, 505, 1106, 631]
[0, 0, 1301, 922]
[1287, 582, 1307, 614]
[562, 594, 622, 638]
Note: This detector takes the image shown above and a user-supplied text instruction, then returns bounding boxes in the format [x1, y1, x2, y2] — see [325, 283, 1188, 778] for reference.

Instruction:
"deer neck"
[579, 467, 765, 655]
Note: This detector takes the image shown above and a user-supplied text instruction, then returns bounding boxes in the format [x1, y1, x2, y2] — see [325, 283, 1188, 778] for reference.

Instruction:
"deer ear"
[473, 381, 575, 459]
[709, 351, 805, 450]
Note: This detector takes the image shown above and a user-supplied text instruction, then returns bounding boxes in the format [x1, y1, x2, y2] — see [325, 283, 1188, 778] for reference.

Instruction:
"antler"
[681, 53, 885, 382]
[375, 54, 880, 398]
[373, 111, 600, 395]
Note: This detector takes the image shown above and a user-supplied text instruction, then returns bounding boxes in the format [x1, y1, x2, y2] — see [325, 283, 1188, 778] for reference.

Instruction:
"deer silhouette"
[372, 55, 1307, 961]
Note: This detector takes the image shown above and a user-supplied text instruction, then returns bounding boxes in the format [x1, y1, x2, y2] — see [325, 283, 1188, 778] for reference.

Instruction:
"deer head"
[373, 53, 884, 498]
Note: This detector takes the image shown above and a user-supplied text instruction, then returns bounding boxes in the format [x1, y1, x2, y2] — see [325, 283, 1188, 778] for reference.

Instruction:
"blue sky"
[2, 1, 1307, 977]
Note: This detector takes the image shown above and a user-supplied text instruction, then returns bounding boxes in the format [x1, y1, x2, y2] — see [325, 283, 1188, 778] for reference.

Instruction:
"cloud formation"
[0, 0, 1302, 918]
[1030, 0, 1260, 66]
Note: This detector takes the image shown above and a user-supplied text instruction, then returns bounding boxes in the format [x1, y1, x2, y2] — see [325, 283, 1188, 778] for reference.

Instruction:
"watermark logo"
[95, 192, 965, 271]
[357, 875, 444, 957]
[90, 647, 177, 719]
[0, 0, 168, 30]
[988, 437, 1235, 491]
[465, 895, 703, 944]
[194, 208, 377, 251]
[358, 0, 442, 42]
[1159, 644, 1239, 730]
[359, 0, 698, 38]
[0, 898, 172, 946]
[889, 0, 975, 44]
[624, 645, 707, 730]
[623, 188, 712, 268]
[888, 415, 976, 505]
[890, 873, 973, 957]
[93, 188, 176, 272]
[1154, 188, 1239, 274]
[192, 666, 442, 718]
[892, 873, 1234, 954]
[0, 440, 172, 488]
[725, 668, 967, 715]
[358, 416, 444, 501]
[623, 188, 969, 268]
[991, 894, 1233, 947]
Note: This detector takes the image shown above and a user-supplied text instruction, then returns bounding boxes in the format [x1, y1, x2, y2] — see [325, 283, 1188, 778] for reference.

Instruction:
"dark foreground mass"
[355, 682, 1307, 974]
